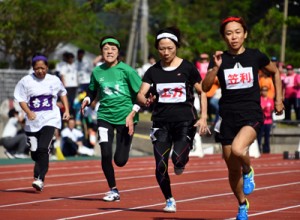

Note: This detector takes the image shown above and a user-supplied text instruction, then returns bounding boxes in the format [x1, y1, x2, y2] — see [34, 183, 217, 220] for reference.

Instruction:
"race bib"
[224, 65, 253, 90]
[29, 95, 53, 111]
[157, 82, 186, 103]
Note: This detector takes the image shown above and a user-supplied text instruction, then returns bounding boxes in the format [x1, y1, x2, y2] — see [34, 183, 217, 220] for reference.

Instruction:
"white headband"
[156, 33, 178, 42]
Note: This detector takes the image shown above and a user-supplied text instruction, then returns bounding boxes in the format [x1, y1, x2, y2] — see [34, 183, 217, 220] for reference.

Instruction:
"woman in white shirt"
[14, 53, 70, 192]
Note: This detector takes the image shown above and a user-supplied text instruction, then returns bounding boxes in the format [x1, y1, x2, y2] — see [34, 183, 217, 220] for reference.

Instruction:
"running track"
[0, 154, 299, 220]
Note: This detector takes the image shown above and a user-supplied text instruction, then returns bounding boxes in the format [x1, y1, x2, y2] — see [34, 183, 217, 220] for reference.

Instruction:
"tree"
[0, 0, 101, 68]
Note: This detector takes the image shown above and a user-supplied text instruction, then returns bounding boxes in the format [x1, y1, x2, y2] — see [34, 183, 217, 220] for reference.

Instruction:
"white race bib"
[224, 65, 253, 90]
[157, 82, 186, 103]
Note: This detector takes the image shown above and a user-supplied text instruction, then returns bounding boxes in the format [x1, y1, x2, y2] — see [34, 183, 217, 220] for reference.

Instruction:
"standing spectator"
[81, 36, 142, 202]
[75, 49, 92, 92]
[295, 69, 300, 124]
[257, 86, 274, 153]
[282, 64, 297, 121]
[93, 54, 104, 67]
[202, 16, 284, 220]
[258, 69, 275, 99]
[60, 117, 94, 157]
[132, 27, 209, 213]
[195, 53, 219, 123]
[195, 53, 210, 80]
[1, 108, 29, 159]
[14, 53, 70, 191]
[60, 52, 78, 116]
[54, 51, 68, 77]
[138, 54, 156, 78]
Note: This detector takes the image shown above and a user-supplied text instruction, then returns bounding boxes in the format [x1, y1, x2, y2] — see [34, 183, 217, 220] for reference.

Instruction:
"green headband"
[101, 38, 120, 48]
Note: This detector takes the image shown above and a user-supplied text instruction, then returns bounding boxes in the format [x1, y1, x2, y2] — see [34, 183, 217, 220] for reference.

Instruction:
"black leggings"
[97, 120, 134, 189]
[26, 126, 55, 181]
[151, 120, 196, 200]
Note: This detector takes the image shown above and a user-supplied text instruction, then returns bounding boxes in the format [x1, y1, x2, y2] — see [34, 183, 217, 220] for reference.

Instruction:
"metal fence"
[0, 69, 28, 104]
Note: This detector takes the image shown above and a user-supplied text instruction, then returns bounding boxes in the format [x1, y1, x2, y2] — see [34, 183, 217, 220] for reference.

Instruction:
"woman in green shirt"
[81, 36, 142, 202]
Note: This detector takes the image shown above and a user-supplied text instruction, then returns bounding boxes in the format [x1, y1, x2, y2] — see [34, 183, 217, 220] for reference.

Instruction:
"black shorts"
[151, 120, 197, 144]
[216, 108, 263, 145]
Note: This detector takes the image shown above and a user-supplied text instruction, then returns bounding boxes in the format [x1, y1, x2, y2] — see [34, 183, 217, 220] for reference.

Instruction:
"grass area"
[138, 112, 152, 122]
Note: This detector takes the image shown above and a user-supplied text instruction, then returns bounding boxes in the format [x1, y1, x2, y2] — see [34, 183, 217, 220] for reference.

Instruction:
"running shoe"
[163, 197, 176, 213]
[243, 167, 255, 195]
[32, 178, 44, 191]
[174, 166, 185, 175]
[236, 199, 249, 220]
[4, 151, 15, 159]
[14, 153, 30, 159]
[103, 189, 120, 202]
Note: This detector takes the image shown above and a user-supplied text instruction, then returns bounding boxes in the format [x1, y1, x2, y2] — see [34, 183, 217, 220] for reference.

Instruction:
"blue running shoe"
[236, 199, 249, 220]
[243, 167, 255, 195]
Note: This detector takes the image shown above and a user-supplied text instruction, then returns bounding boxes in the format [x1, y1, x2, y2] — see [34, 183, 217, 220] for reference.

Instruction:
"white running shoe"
[4, 151, 15, 159]
[32, 179, 44, 191]
[103, 189, 120, 202]
[163, 197, 176, 212]
[78, 146, 95, 156]
[14, 153, 30, 159]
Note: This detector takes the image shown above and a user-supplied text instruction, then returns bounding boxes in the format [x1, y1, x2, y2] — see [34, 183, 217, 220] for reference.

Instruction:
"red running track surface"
[0, 154, 300, 220]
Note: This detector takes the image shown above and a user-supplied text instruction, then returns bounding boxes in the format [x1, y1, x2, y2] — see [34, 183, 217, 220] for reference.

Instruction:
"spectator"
[138, 54, 156, 79]
[282, 64, 297, 121]
[59, 52, 78, 116]
[60, 118, 94, 157]
[257, 86, 274, 153]
[258, 69, 275, 99]
[75, 49, 92, 92]
[195, 53, 210, 80]
[93, 54, 104, 67]
[54, 51, 68, 77]
[295, 69, 300, 124]
[1, 108, 29, 159]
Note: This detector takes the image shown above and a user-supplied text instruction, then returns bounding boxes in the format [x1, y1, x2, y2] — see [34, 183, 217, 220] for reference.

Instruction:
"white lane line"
[1, 176, 299, 209]
[1, 169, 299, 190]
[58, 182, 300, 220]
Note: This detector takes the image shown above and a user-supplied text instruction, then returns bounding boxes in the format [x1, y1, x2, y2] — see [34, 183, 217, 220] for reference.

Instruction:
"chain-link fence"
[0, 69, 28, 104]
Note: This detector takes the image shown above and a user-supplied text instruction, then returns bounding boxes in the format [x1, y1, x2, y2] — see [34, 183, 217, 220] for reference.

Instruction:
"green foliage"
[0, 0, 101, 68]
[0, 0, 299, 68]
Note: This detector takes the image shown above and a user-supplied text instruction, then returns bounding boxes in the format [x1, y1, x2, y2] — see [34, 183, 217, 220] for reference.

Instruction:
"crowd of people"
[1, 15, 300, 220]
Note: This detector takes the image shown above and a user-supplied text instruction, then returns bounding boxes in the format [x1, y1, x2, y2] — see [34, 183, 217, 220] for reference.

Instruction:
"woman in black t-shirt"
[202, 16, 284, 220]
[134, 27, 209, 213]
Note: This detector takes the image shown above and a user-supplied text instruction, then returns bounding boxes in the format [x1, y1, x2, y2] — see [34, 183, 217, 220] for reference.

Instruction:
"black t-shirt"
[143, 59, 201, 122]
[208, 48, 270, 110]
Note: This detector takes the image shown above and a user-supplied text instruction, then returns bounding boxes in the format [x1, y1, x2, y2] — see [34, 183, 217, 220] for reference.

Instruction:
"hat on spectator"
[200, 53, 209, 59]
[271, 56, 277, 62]
[286, 64, 293, 70]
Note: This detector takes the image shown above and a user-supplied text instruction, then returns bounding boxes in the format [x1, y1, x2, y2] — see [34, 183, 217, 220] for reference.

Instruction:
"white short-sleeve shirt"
[14, 73, 67, 132]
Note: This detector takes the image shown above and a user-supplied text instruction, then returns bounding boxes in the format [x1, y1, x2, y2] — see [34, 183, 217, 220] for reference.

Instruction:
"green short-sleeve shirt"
[89, 62, 142, 124]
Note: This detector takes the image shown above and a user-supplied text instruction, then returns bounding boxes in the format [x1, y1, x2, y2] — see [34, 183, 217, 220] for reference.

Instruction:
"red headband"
[222, 17, 241, 25]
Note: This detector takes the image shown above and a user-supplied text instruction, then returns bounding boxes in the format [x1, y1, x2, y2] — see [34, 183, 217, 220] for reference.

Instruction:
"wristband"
[132, 104, 141, 112]
[83, 97, 91, 105]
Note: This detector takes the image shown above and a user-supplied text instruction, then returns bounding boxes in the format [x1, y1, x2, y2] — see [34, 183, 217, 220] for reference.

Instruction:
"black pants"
[151, 120, 196, 200]
[26, 126, 55, 181]
[62, 137, 78, 156]
[97, 120, 134, 189]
